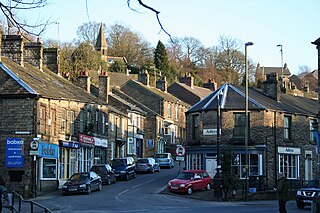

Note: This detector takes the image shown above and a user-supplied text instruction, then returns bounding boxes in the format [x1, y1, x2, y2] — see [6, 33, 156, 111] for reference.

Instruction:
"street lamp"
[245, 41, 254, 202]
[277, 44, 284, 90]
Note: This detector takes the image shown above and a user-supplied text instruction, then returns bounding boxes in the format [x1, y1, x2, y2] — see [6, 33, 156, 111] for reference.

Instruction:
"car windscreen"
[137, 159, 149, 163]
[70, 173, 89, 181]
[176, 172, 194, 180]
[155, 154, 168, 158]
[112, 159, 126, 166]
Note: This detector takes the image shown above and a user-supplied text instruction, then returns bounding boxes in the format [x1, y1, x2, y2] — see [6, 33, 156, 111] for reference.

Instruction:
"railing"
[3, 191, 53, 213]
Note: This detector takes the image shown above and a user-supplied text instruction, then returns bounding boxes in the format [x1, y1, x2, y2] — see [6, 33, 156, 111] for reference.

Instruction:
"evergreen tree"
[154, 40, 169, 74]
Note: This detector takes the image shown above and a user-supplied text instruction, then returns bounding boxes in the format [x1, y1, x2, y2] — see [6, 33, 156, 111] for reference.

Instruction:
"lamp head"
[245, 42, 254, 46]
[277, 44, 282, 47]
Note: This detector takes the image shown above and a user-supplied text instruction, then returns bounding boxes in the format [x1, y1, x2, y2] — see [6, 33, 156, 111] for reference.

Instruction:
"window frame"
[284, 115, 292, 140]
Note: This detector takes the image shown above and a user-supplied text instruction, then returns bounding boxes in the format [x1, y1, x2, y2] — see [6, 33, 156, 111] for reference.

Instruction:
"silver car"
[136, 158, 160, 173]
[155, 153, 174, 168]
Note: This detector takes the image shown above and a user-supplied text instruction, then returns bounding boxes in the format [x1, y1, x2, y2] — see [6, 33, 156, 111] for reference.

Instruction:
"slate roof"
[122, 79, 190, 107]
[109, 93, 147, 116]
[258, 66, 291, 76]
[187, 83, 317, 116]
[108, 72, 138, 87]
[168, 82, 212, 106]
[0, 57, 107, 105]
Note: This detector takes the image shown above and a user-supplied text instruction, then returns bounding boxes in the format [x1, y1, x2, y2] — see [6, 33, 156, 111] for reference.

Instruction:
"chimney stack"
[179, 73, 194, 88]
[156, 76, 168, 92]
[78, 71, 91, 93]
[24, 38, 43, 71]
[98, 71, 110, 103]
[2, 34, 24, 67]
[138, 70, 150, 87]
[43, 48, 59, 74]
[263, 73, 281, 101]
[203, 78, 217, 91]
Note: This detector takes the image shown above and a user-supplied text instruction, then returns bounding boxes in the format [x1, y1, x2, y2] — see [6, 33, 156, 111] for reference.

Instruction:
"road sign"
[29, 150, 38, 156]
[30, 141, 39, 150]
[176, 146, 186, 157]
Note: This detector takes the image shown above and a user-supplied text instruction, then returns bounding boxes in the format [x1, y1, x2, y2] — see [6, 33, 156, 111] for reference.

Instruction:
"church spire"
[95, 23, 108, 60]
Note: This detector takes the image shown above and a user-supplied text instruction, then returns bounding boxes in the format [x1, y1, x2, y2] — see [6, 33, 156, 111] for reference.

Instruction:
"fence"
[3, 191, 53, 213]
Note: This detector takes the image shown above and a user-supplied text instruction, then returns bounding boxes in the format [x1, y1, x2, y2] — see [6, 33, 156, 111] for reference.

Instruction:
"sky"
[21, 0, 320, 75]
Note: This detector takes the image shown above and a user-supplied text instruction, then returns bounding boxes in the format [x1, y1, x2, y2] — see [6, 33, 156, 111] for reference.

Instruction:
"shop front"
[78, 134, 95, 172]
[59, 140, 80, 184]
[94, 137, 108, 164]
[37, 142, 59, 191]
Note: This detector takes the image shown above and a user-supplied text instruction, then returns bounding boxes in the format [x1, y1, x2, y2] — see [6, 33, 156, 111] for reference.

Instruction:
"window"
[128, 138, 134, 154]
[70, 111, 75, 135]
[232, 154, 261, 178]
[158, 120, 163, 135]
[87, 111, 91, 127]
[284, 115, 292, 140]
[102, 113, 105, 134]
[175, 105, 178, 120]
[95, 111, 99, 131]
[61, 109, 66, 133]
[192, 114, 199, 140]
[310, 119, 317, 142]
[186, 154, 203, 170]
[233, 113, 247, 139]
[80, 110, 84, 132]
[41, 158, 57, 179]
[279, 154, 299, 179]
[50, 109, 56, 136]
[110, 114, 114, 131]
[39, 106, 46, 134]
[168, 103, 171, 118]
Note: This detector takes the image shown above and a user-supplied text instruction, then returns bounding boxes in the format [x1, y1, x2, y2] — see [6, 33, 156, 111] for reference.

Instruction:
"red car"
[167, 170, 212, 195]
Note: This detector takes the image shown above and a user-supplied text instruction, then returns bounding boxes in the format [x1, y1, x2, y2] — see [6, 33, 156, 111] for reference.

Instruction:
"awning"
[116, 138, 125, 147]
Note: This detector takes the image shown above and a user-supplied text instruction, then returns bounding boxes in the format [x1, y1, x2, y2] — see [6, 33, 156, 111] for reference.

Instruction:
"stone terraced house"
[186, 73, 318, 190]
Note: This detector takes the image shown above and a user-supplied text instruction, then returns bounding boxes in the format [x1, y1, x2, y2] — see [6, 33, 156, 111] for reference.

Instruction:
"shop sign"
[38, 142, 59, 158]
[6, 138, 24, 168]
[278, 146, 301, 155]
[203, 129, 217, 135]
[94, 137, 108, 148]
[79, 134, 95, 145]
[60, 141, 80, 149]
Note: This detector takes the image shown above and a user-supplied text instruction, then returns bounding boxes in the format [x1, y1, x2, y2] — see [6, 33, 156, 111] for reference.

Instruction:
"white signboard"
[278, 146, 301, 155]
[94, 137, 108, 148]
[203, 129, 217, 135]
[176, 156, 185, 161]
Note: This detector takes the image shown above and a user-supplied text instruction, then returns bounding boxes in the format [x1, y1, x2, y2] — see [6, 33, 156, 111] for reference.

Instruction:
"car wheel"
[205, 183, 211, 191]
[107, 178, 111, 185]
[187, 187, 193, 195]
[98, 182, 102, 191]
[151, 168, 155, 173]
[125, 174, 130, 181]
[133, 172, 137, 178]
[87, 185, 91, 194]
[113, 176, 117, 183]
[157, 167, 161, 172]
[296, 201, 305, 209]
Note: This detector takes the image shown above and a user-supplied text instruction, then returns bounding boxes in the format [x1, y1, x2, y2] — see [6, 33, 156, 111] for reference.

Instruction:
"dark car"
[62, 171, 102, 195]
[90, 164, 116, 185]
[167, 170, 212, 195]
[111, 157, 136, 181]
[296, 179, 320, 209]
[136, 158, 160, 173]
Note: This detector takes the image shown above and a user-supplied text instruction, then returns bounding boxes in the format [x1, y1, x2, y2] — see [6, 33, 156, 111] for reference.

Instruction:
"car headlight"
[79, 184, 86, 188]
[180, 184, 186, 188]
[168, 182, 172, 186]
[120, 171, 126, 174]
[62, 185, 67, 189]
[296, 190, 302, 196]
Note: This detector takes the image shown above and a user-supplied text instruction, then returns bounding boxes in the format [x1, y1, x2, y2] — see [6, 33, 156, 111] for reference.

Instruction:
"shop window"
[279, 154, 299, 179]
[232, 153, 261, 179]
[41, 158, 57, 179]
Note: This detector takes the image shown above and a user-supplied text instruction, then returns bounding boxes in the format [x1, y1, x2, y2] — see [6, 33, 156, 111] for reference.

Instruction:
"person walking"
[276, 172, 289, 213]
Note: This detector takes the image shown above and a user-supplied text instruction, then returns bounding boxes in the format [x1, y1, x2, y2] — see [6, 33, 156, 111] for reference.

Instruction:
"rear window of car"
[112, 159, 127, 166]
[137, 159, 149, 163]
[91, 166, 104, 173]
[156, 154, 168, 158]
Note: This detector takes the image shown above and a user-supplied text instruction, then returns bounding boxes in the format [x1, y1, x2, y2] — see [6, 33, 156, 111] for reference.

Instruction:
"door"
[206, 158, 217, 179]
[305, 152, 312, 180]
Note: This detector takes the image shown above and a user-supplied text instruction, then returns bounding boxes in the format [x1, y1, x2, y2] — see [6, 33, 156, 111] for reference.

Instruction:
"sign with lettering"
[79, 134, 95, 145]
[94, 137, 108, 148]
[38, 142, 59, 158]
[6, 138, 24, 168]
[278, 146, 301, 155]
[60, 141, 80, 149]
[203, 129, 217, 135]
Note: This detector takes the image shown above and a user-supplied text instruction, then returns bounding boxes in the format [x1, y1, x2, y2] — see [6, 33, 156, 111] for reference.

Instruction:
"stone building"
[0, 34, 130, 196]
[185, 73, 317, 189]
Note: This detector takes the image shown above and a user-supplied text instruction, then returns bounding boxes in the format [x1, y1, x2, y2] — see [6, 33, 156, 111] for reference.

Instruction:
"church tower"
[95, 23, 108, 61]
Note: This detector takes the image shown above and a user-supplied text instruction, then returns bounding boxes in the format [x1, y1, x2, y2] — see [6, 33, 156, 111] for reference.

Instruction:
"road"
[8, 162, 312, 213]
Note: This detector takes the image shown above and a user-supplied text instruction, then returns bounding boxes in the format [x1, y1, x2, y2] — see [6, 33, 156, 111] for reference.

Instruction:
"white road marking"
[145, 179, 154, 183]
[132, 183, 143, 188]
[115, 189, 128, 202]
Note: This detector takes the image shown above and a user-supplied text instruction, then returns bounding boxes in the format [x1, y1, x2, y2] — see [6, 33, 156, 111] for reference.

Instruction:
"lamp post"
[277, 44, 284, 90]
[245, 41, 254, 202]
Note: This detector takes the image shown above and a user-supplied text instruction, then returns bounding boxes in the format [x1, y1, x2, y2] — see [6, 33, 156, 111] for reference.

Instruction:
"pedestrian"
[276, 172, 289, 213]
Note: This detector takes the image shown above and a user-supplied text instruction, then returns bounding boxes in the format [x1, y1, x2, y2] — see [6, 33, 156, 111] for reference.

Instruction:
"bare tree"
[0, 0, 50, 37]
[77, 21, 105, 46]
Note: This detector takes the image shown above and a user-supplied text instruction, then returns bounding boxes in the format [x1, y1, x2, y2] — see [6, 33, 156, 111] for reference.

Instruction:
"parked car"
[167, 170, 212, 195]
[62, 171, 102, 195]
[296, 179, 320, 209]
[155, 153, 174, 168]
[136, 158, 160, 173]
[90, 164, 116, 185]
[111, 157, 136, 181]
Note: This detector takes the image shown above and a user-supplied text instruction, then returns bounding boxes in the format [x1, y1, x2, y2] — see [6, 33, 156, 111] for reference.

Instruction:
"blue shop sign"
[38, 142, 59, 158]
[6, 138, 24, 168]
[60, 141, 80, 149]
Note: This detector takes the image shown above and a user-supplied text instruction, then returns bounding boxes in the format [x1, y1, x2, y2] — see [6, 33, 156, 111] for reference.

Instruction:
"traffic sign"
[176, 146, 186, 157]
